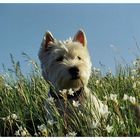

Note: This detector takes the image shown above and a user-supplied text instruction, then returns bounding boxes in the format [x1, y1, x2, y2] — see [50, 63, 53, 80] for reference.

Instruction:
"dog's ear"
[43, 31, 55, 49]
[73, 30, 87, 47]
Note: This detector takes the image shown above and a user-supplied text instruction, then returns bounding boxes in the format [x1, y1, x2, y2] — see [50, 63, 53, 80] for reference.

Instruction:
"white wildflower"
[15, 130, 20, 136]
[106, 125, 113, 133]
[37, 124, 47, 132]
[99, 104, 109, 118]
[120, 106, 125, 110]
[72, 100, 80, 107]
[18, 126, 23, 131]
[68, 88, 74, 96]
[133, 82, 137, 89]
[95, 80, 100, 85]
[2, 117, 6, 121]
[133, 58, 140, 68]
[14, 85, 18, 89]
[47, 119, 55, 126]
[110, 94, 118, 103]
[34, 132, 38, 136]
[93, 67, 101, 76]
[129, 96, 136, 104]
[20, 129, 27, 136]
[59, 89, 67, 95]
[47, 97, 54, 103]
[5, 84, 12, 90]
[133, 81, 140, 89]
[131, 76, 135, 80]
[37, 124, 48, 136]
[124, 76, 127, 80]
[104, 95, 108, 100]
[11, 114, 18, 120]
[2, 114, 18, 121]
[131, 69, 137, 74]
[6, 115, 10, 121]
[92, 121, 99, 129]
[123, 94, 129, 101]
[123, 94, 136, 104]
[15, 126, 30, 136]
[66, 131, 77, 137]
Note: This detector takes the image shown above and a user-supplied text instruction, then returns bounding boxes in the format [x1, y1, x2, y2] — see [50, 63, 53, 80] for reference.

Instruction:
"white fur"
[38, 30, 108, 121]
[38, 32, 91, 90]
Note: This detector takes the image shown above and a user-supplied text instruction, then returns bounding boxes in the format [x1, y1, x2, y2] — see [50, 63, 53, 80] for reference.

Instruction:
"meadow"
[0, 53, 140, 137]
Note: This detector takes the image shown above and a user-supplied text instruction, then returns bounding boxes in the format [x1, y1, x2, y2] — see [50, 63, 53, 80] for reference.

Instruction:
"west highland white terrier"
[38, 29, 108, 125]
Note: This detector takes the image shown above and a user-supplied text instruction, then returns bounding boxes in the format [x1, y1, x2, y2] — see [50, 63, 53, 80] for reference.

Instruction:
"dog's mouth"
[58, 75, 85, 90]
[70, 76, 80, 80]
[69, 77, 85, 89]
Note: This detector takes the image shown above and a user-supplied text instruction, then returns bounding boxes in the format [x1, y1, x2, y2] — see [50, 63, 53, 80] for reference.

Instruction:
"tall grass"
[0, 53, 140, 136]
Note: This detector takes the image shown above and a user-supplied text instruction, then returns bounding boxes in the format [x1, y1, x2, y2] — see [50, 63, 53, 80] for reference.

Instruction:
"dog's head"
[38, 30, 92, 91]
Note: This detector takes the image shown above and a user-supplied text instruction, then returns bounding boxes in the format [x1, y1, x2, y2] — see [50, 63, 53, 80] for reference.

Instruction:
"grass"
[0, 53, 140, 137]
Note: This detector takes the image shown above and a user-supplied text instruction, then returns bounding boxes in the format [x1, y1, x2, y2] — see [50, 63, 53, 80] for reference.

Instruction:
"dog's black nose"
[69, 66, 79, 79]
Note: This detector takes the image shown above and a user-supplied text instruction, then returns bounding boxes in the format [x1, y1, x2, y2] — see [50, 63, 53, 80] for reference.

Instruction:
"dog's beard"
[55, 74, 88, 90]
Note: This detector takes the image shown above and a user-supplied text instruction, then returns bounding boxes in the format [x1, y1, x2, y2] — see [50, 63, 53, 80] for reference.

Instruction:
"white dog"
[38, 30, 108, 123]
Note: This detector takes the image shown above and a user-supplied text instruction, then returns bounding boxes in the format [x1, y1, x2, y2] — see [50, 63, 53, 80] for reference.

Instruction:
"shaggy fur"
[38, 30, 108, 122]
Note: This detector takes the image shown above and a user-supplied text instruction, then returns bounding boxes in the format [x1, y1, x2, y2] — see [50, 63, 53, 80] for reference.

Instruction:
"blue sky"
[0, 4, 140, 75]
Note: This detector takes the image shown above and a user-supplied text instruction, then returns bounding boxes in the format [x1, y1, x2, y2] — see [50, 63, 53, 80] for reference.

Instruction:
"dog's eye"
[56, 56, 64, 62]
[77, 56, 81, 60]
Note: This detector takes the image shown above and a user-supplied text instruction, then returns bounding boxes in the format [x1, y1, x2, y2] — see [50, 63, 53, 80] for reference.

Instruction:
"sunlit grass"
[0, 53, 140, 136]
